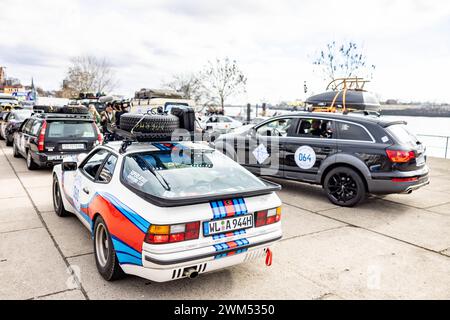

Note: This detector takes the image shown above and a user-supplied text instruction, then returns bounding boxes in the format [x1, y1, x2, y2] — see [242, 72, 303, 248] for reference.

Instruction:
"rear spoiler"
[122, 178, 282, 208]
[380, 120, 407, 128]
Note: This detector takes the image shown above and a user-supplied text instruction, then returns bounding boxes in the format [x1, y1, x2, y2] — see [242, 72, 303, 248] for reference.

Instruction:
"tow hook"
[265, 249, 273, 267]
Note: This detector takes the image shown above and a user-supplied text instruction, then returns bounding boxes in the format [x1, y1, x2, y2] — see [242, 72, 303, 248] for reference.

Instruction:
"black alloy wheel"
[324, 167, 366, 207]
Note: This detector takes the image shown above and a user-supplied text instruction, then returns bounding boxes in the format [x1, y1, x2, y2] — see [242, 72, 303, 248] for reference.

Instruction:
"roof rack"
[33, 112, 93, 120]
[106, 124, 177, 154]
[326, 77, 370, 91]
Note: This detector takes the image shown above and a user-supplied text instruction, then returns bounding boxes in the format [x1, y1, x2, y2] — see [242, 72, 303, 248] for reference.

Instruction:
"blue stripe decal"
[209, 198, 248, 220]
[239, 198, 248, 214]
[115, 252, 142, 266]
[232, 199, 240, 215]
[111, 235, 141, 260]
[79, 209, 91, 224]
[210, 201, 219, 219]
[218, 201, 226, 218]
[203, 222, 210, 236]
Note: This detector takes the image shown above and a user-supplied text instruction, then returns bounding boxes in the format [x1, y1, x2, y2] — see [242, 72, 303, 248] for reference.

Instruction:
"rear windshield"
[47, 121, 96, 139]
[122, 149, 267, 199]
[386, 124, 418, 145]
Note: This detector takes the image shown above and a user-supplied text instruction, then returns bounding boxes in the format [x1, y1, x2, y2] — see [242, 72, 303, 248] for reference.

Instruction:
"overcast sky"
[1, 0, 450, 104]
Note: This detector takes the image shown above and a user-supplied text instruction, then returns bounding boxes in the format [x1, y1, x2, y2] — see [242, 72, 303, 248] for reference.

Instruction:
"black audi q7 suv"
[214, 112, 429, 207]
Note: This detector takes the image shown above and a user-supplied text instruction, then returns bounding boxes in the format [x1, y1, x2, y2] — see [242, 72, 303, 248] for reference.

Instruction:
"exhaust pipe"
[183, 267, 199, 279]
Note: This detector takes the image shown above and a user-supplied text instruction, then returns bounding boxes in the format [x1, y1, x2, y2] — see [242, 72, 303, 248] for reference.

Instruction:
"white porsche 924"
[52, 141, 282, 282]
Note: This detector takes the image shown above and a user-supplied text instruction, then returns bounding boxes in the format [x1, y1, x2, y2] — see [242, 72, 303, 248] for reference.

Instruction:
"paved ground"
[0, 140, 449, 300]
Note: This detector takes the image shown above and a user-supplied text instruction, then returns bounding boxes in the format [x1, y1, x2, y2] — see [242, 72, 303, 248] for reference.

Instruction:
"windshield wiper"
[136, 155, 171, 191]
[147, 164, 171, 191]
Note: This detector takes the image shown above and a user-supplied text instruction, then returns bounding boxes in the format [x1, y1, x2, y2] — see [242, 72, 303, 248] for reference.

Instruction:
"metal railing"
[417, 134, 450, 159]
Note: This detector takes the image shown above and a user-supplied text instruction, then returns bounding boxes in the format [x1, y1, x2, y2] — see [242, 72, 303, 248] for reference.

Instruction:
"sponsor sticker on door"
[73, 175, 82, 212]
[253, 144, 270, 164]
[295, 146, 316, 169]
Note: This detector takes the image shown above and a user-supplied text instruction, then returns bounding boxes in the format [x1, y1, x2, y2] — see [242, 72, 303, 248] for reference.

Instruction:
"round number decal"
[294, 146, 316, 169]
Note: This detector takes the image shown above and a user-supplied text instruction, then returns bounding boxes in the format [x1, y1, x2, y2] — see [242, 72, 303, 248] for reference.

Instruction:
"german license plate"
[62, 144, 84, 150]
[47, 154, 72, 161]
[204, 215, 253, 236]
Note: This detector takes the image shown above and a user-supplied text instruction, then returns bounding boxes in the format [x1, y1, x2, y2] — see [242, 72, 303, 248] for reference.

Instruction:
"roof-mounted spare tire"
[119, 113, 180, 140]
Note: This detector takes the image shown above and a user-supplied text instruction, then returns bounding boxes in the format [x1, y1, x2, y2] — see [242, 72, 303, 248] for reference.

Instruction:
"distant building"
[0, 68, 26, 95]
[0, 67, 5, 85]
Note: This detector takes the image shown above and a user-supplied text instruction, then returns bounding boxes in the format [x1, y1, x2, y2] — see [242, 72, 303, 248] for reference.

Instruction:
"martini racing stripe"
[213, 238, 250, 252]
[210, 198, 248, 219]
[212, 230, 246, 240]
[111, 235, 143, 266]
[99, 192, 150, 233]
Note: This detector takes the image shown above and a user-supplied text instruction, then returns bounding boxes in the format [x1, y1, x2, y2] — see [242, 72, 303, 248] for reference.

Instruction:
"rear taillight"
[255, 207, 281, 228]
[38, 121, 47, 152]
[145, 221, 200, 244]
[386, 149, 415, 163]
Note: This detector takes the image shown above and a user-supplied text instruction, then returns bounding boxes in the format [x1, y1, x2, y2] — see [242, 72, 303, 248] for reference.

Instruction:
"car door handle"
[82, 188, 90, 195]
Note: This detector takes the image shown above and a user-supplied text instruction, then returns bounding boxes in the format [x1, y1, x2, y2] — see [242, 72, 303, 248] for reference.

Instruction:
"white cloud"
[1, 0, 450, 103]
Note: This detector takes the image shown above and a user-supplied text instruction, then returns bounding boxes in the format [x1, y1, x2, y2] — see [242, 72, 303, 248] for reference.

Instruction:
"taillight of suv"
[386, 149, 415, 163]
[38, 121, 47, 152]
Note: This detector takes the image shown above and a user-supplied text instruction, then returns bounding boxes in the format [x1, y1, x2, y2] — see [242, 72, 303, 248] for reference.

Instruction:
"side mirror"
[62, 161, 78, 172]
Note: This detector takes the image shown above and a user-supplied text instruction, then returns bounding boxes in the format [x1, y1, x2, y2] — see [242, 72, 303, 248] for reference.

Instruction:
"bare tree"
[200, 58, 247, 112]
[163, 73, 203, 104]
[312, 41, 376, 82]
[61, 56, 118, 97]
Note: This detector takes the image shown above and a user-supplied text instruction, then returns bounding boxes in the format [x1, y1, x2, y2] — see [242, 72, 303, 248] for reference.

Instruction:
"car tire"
[13, 141, 21, 158]
[93, 216, 125, 281]
[26, 150, 39, 170]
[119, 113, 179, 139]
[52, 176, 71, 217]
[324, 167, 366, 207]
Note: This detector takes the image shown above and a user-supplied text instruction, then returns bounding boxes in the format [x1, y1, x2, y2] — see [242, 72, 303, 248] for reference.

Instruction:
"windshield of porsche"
[121, 149, 267, 198]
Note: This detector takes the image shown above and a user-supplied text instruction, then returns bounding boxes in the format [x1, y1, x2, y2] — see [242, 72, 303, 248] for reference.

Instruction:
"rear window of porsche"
[121, 149, 267, 198]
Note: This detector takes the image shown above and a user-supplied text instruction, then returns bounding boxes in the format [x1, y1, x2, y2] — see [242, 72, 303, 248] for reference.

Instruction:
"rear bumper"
[368, 166, 430, 194]
[33, 152, 83, 167]
[131, 227, 282, 282]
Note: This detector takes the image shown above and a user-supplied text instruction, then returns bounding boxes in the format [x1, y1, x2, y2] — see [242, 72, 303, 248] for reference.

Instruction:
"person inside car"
[298, 120, 311, 135]
[320, 121, 333, 138]
[310, 119, 322, 136]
